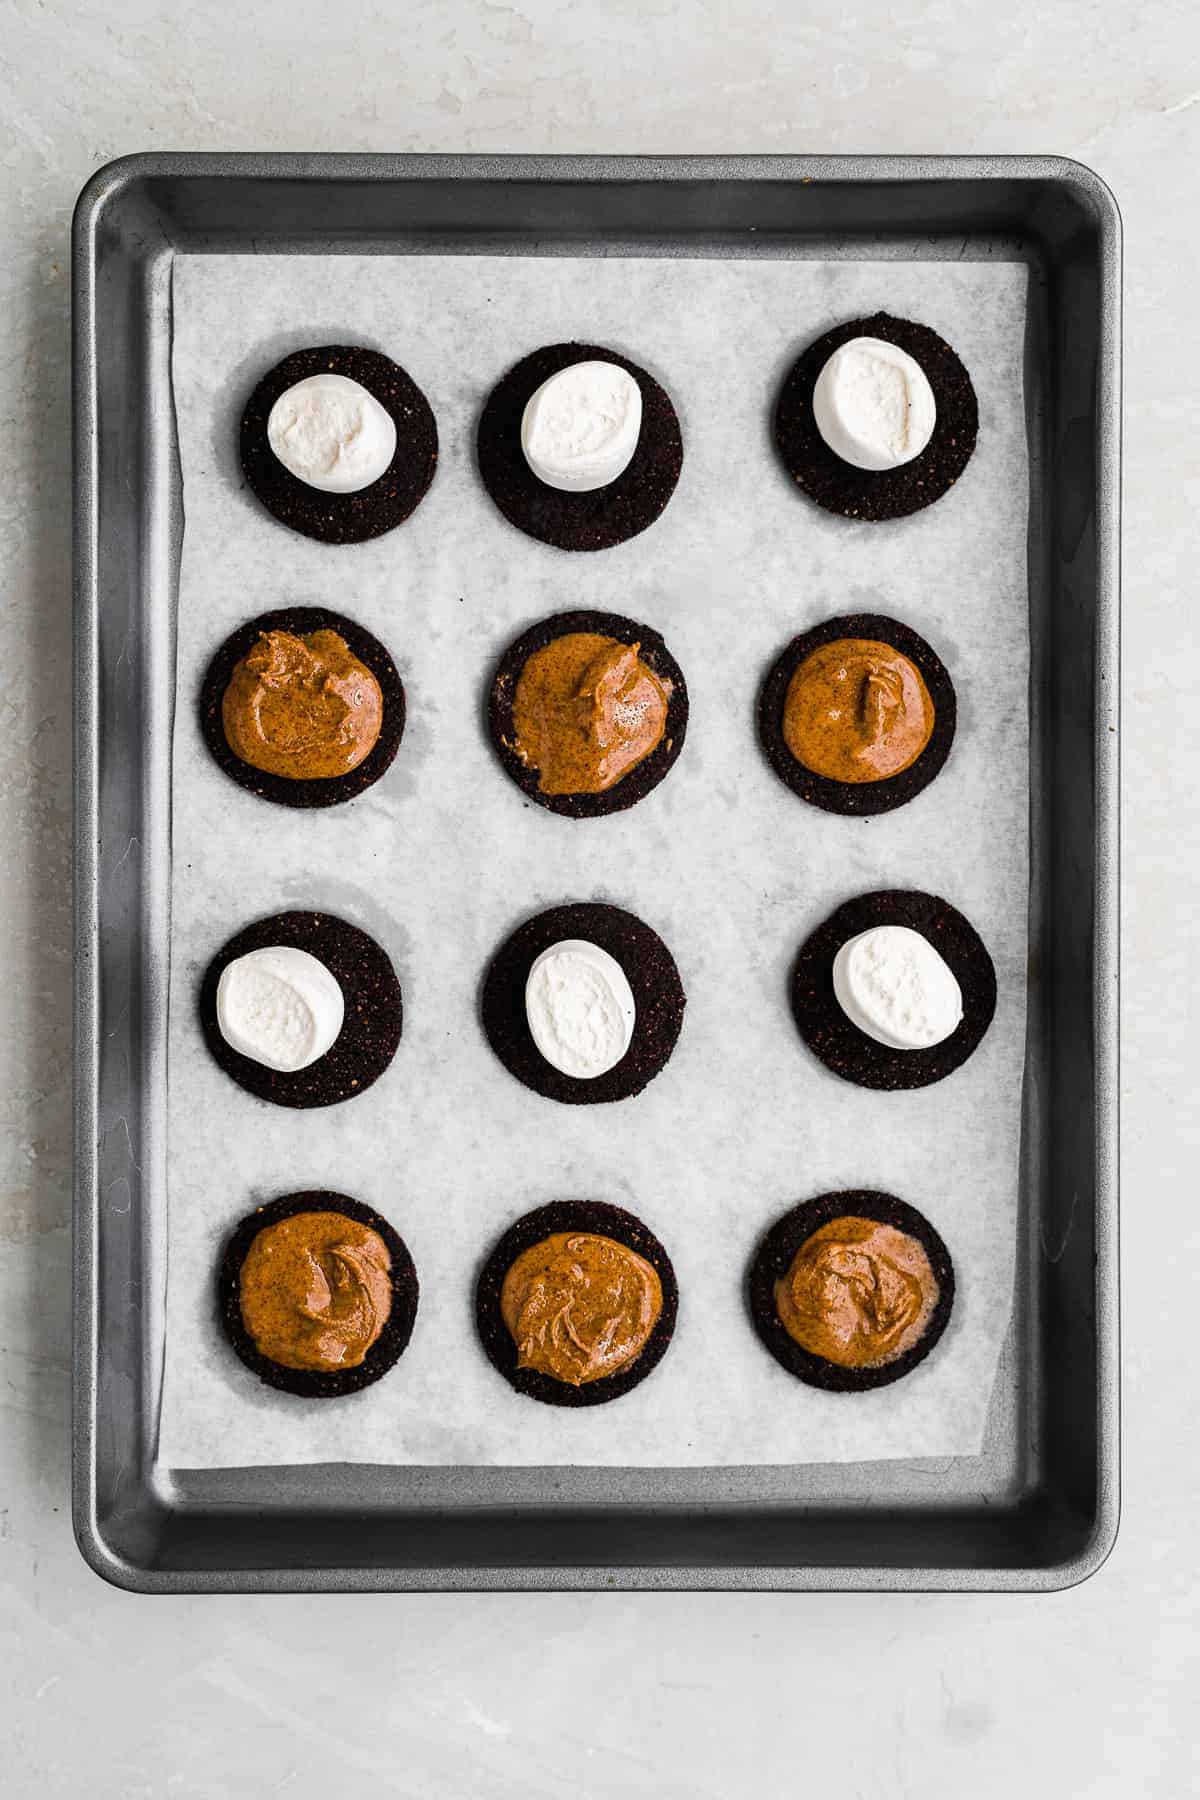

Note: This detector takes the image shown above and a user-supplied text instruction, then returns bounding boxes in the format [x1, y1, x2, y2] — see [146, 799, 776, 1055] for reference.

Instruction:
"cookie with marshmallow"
[477, 341, 683, 551]
[200, 910, 403, 1107]
[775, 312, 977, 521]
[791, 889, 996, 1090]
[240, 345, 437, 544]
[482, 901, 686, 1104]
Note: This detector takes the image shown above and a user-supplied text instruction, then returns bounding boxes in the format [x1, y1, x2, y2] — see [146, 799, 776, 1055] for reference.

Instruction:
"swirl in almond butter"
[783, 638, 934, 783]
[511, 633, 669, 795]
[222, 629, 383, 780]
[774, 1217, 938, 1369]
[500, 1231, 663, 1385]
[239, 1211, 392, 1371]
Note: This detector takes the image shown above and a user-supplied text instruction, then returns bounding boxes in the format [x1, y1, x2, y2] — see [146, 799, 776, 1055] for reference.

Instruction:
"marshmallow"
[520, 360, 642, 492]
[525, 939, 637, 1079]
[832, 925, 962, 1051]
[812, 336, 937, 472]
[266, 373, 397, 493]
[216, 945, 345, 1072]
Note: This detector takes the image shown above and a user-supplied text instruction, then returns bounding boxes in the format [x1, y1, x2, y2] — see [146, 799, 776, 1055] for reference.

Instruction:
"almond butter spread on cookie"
[239, 1210, 392, 1371]
[783, 638, 934, 783]
[510, 633, 669, 795]
[500, 1230, 663, 1385]
[774, 1216, 938, 1368]
[222, 629, 383, 780]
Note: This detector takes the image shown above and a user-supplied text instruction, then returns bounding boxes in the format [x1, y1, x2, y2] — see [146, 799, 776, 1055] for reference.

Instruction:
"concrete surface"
[1, 0, 1196, 1794]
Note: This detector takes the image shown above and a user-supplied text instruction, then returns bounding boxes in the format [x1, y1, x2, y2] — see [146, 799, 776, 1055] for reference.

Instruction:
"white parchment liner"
[159, 253, 1028, 1467]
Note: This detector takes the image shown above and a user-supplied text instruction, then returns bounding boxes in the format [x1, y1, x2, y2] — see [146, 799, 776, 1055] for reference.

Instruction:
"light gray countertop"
[2, 1, 1195, 1793]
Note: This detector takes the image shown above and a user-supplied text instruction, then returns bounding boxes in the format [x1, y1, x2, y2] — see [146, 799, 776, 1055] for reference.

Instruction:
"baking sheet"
[158, 252, 1029, 1468]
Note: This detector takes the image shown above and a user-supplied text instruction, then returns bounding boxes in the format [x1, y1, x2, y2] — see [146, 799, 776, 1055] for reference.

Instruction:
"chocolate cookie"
[240, 345, 437, 544]
[481, 901, 685, 1105]
[476, 342, 683, 551]
[488, 608, 689, 818]
[199, 910, 403, 1108]
[748, 1190, 955, 1392]
[758, 612, 956, 815]
[199, 606, 406, 809]
[774, 313, 978, 521]
[791, 889, 996, 1091]
[476, 1199, 678, 1407]
[219, 1190, 419, 1398]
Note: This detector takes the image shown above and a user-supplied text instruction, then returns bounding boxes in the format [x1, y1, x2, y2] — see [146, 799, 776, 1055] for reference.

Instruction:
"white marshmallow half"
[266, 372, 397, 494]
[216, 945, 345, 1073]
[525, 939, 637, 1080]
[812, 336, 937, 472]
[832, 925, 963, 1051]
[520, 360, 642, 492]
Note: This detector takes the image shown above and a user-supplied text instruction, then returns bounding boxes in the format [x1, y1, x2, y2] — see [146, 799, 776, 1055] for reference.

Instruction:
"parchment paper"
[158, 252, 1029, 1468]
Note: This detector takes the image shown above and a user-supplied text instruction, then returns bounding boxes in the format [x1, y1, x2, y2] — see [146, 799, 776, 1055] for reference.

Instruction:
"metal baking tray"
[72, 153, 1120, 1592]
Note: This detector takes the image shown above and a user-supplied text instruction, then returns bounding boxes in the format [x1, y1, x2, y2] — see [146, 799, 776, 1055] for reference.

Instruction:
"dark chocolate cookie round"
[488, 608, 689, 818]
[240, 345, 437, 544]
[476, 1199, 678, 1407]
[748, 1190, 955, 1392]
[199, 910, 403, 1108]
[481, 901, 685, 1105]
[476, 342, 683, 551]
[200, 606, 406, 809]
[774, 313, 978, 521]
[219, 1190, 419, 1398]
[758, 612, 955, 815]
[791, 889, 996, 1091]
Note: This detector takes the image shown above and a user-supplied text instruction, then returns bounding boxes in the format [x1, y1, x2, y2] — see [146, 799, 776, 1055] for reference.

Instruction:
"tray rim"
[72, 151, 1121, 1595]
